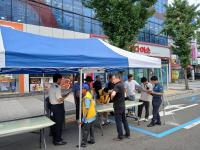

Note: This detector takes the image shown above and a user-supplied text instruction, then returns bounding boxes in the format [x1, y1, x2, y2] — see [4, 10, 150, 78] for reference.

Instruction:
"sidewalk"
[164, 81, 200, 101]
[136, 80, 200, 101]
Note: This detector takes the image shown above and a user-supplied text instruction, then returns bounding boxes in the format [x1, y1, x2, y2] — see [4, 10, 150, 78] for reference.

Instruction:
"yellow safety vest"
[82, 91, 96, 120]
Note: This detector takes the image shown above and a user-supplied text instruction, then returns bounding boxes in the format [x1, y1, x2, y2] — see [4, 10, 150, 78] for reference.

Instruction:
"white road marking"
[138, 104, 199, 124]
[164, 104, 184, 110]
[166, 122, 180, 126]
[184, 121, 200, 129]
[170, 104, 198, 113]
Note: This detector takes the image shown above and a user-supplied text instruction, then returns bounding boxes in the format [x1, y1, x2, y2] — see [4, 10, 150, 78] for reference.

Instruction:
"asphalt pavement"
[0, 94, 200, 150]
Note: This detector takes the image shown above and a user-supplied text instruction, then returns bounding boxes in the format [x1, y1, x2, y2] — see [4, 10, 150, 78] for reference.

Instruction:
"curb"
[165, 89, 200, 101]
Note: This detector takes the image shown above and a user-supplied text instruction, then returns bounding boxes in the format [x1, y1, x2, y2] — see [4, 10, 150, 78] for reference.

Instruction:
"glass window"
[63, 0, 73, 11]
[52, 8, 63, 29]
[39, 4, 58, 28]
[91, 10, 96, 18]
[99, 24, 104, 35]
[83, 6, 91, 17]
[52, 0, 62, 9]
[26, 1, 40, 25]
[12, 0, 26, 23]
[138, 32, 145, 41]
[83, 17, 91, 33]
[63, 12, 73, 30]
[74, 14, 83, 32]
[144, 32, 150, 43]
[150, 34, 155, 43]
[92, 20, 101, 35]
[155, 35, 159, 44]
[73, 0, 82, 15]
[43, 0, 52, 6]
[0, 0, 11, 20]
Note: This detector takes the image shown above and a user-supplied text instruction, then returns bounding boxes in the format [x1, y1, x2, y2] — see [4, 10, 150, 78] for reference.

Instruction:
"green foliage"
[162, 0, 200, 68]
[82, 0, 157, 49]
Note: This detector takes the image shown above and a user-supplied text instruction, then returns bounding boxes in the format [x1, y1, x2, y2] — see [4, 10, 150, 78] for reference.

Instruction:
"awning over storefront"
[0, 26, 161, 74]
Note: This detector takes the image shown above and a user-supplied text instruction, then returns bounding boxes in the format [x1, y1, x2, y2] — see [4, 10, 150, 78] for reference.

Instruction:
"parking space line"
[110, 117, 200, 138]
[129, 117, 200, 138]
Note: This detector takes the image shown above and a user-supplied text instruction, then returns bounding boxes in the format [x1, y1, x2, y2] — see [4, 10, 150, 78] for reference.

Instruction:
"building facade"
[0, 0, 103, 35]
[132, 0, 170, 84]
[0, 0, 170, 93]
[0, 0, 168, 44]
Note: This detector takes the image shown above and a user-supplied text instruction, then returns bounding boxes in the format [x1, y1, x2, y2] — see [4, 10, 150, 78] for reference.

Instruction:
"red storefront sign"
[129, 45, 151, 54]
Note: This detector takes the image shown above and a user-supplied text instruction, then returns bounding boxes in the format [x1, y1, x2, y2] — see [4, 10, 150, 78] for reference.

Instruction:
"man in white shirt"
[49, 74, 68, 146]
[138, 77, 153, 122]
[124, 74, 141, 116]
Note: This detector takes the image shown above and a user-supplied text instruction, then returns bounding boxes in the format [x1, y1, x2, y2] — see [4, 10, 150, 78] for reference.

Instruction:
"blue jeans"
[127, 95, 135, 113]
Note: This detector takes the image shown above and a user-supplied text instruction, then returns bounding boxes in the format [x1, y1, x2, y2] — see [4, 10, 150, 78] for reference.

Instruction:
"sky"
[168, 0, 199, 5]
[168, 0, 200, 10]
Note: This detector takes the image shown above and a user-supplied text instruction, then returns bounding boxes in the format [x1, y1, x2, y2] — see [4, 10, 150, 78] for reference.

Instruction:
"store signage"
[130, 43, 170, 58]
[133, 46, 151, 54]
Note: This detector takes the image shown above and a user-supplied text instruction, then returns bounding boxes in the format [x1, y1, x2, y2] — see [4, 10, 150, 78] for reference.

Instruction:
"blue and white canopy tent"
[0, 26, 161, 70]
[0, 26, 162, 149]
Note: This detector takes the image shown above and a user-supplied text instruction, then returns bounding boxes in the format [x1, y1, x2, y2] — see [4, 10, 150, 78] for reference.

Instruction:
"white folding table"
[0, 116, 54, 149]
[96, 101, 143, 136]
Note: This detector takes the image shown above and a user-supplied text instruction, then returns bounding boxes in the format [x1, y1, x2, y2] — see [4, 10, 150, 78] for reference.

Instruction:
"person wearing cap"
[80, 83, 96, 147]
[48, 74, 68, 145]
[147, 76, 163, 127]
[84, 76, 94, 90]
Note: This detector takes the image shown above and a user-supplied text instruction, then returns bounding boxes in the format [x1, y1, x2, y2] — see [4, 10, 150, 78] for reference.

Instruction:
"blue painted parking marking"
[110, 117, 200, 138]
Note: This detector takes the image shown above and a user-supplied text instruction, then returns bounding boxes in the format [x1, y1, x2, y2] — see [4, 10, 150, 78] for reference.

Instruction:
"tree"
[82, 0, 157, 49]
[163, 0, 200, 90]
[197, 31, 200, 50]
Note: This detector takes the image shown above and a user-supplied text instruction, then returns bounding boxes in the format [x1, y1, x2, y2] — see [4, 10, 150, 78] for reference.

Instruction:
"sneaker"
[134, 117, 139, 121]
[76, 143, 87, 148]
[101, 121, 105, 126]
[123, 135, 131, 139]
[147, 122, 155, 127]
[88, 141, 95, 144]
[105, 120, 111, 125]
[155, 122, 162, 125]
[53, 141, 67, 146]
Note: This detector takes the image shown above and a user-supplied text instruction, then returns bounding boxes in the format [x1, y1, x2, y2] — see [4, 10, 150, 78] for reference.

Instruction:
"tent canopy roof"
[0, 26, 161, 74]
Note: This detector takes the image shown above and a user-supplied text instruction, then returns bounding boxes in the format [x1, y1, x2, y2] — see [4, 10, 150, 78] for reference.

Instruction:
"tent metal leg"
[43, 73, 46, 115]
[96, 113, 103, 136]
[161, 67, 176, 125]
[78, 68, 83, 150]
[160, 68, 166, 125]
[39, 129, 42, 149]
[42, 129, 47, 149]
[39, 129, 47, 149]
